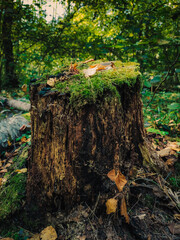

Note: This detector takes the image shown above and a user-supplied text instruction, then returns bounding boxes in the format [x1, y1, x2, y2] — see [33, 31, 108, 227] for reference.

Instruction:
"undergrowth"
[142, 89, 180, 139]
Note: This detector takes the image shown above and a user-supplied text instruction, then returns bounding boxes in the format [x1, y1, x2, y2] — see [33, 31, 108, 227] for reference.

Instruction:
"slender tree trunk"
[2, 0, 18, 88]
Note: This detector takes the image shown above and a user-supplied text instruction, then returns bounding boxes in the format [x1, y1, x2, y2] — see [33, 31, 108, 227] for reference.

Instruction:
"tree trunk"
[27, 62, 165, 212]
[1, 0, 18, 88]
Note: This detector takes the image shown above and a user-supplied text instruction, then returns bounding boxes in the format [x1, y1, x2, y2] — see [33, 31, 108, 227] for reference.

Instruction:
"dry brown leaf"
[47, 78, 56, 87]
[158, 147, 175, 157]
[14, 147, 21, 153]
[115, 172, 127, 192]
[168, 222, 180, 235]
[106, 198, 118, 214]
[167, 142, 180, 152]
[0, 178, 2, 186]
[69, 63, 79, 74]
[107, 169, 117, 182]
[83, 59, 94, 64]
[165, 158, 176, 166]
[15, 168, 27, 174]
[147, 235, 151, 240]
[22, 84, 27, 92]
[21, 136, 27, 143]
[0, 169, 7, 173]
[89, 64, 98, 68]
[96, 64, 106, 71]
[4, 163, 11, 168]
[107, 169, 127, 192]
[20, 124, 27, 131]
[121, 196, 130, 224]
[79, 236, 86, 240]
[40, 226, 57, 240]
[174, 214, 180, 220]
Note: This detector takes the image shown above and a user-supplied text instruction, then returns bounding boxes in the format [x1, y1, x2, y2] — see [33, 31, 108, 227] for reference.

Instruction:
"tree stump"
[27, 61, 165, 212]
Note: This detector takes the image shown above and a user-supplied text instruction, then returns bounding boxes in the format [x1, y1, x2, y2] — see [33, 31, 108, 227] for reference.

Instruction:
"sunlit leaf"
[106, 198, 118, 214]
[107, 169, 127, 192]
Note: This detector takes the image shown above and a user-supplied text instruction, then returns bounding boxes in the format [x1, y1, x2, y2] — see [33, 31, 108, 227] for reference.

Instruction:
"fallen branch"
[0, 115, 29, 150]
[0, 96, 30, 111]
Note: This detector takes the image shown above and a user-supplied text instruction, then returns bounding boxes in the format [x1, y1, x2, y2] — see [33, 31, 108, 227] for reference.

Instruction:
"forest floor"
[0, 90, 179, 240]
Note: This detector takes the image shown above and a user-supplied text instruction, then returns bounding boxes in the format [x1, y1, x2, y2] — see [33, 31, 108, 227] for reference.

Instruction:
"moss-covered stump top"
[34, 60, 141, 109]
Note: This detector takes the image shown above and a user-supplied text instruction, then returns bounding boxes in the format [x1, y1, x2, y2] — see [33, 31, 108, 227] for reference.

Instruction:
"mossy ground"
[0, 146, 28, 222]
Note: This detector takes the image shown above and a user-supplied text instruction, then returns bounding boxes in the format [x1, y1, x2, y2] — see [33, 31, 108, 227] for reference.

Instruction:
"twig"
[147, 51, 179, 107]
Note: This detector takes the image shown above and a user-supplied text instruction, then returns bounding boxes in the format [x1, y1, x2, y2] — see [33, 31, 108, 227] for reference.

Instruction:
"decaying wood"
[0, 96, 30, 111]
[27, 77, 166, 212]
[0, 115, 29, 149]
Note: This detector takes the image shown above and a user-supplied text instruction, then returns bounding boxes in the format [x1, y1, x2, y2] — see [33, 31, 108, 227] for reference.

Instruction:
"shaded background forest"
[0, 0, 179, 89]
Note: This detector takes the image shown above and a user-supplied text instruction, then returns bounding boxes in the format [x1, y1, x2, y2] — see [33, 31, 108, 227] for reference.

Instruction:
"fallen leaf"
[107, 169, 117, 182]
[69, 63, 79, 74]
[4, 163, 12, 168]
[20, 124, 27, 131]
[21, 136, 27, 143]
[167, 142, 180, 152]
[147, 235, 151, 240]
[83, 59, 94, 64]
[89, 64, 98, 68]
[0, 169, 7, 173]
[96, 64, 106, 71]
[83, 67, 97, 77]
[115, 172, 127, 192]
[158, 147, 174, 157]
[14, 147, 21, 153]
[47, 78, 56, 87]
[168, 222, 180, 235]
[79, 236, 86, 240]
[15, 168, 27, 174]
[106, 198, 118, 214]
[22, 84, 27, 92]
[107, 169, 127, 192]
[121, 196, 130, 224]
[40, 226, 57, 240]
[174, 214, 180, 220]
[137, 213, 146, 220]
[0, 178, 2, 186]
[165, 158, 176, 166]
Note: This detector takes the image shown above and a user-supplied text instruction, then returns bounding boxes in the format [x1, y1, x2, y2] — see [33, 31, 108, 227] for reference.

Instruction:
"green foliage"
[0, 0, 179, 90]
[142, 90, 180, 138]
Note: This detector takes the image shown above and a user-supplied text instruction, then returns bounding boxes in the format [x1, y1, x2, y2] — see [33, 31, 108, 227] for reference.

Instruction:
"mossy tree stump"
[27, 61, 164, 211]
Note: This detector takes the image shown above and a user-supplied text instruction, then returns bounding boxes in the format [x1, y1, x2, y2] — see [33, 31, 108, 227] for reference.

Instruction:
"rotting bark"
[27, 64, 166, 212]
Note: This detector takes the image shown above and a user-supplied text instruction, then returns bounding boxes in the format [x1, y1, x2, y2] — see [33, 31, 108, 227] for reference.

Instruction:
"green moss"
[0, 146, 29, 221]
[54, 61, 141, 109]
[0, 173, 27, 220]
[22, 112, 31, 122]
